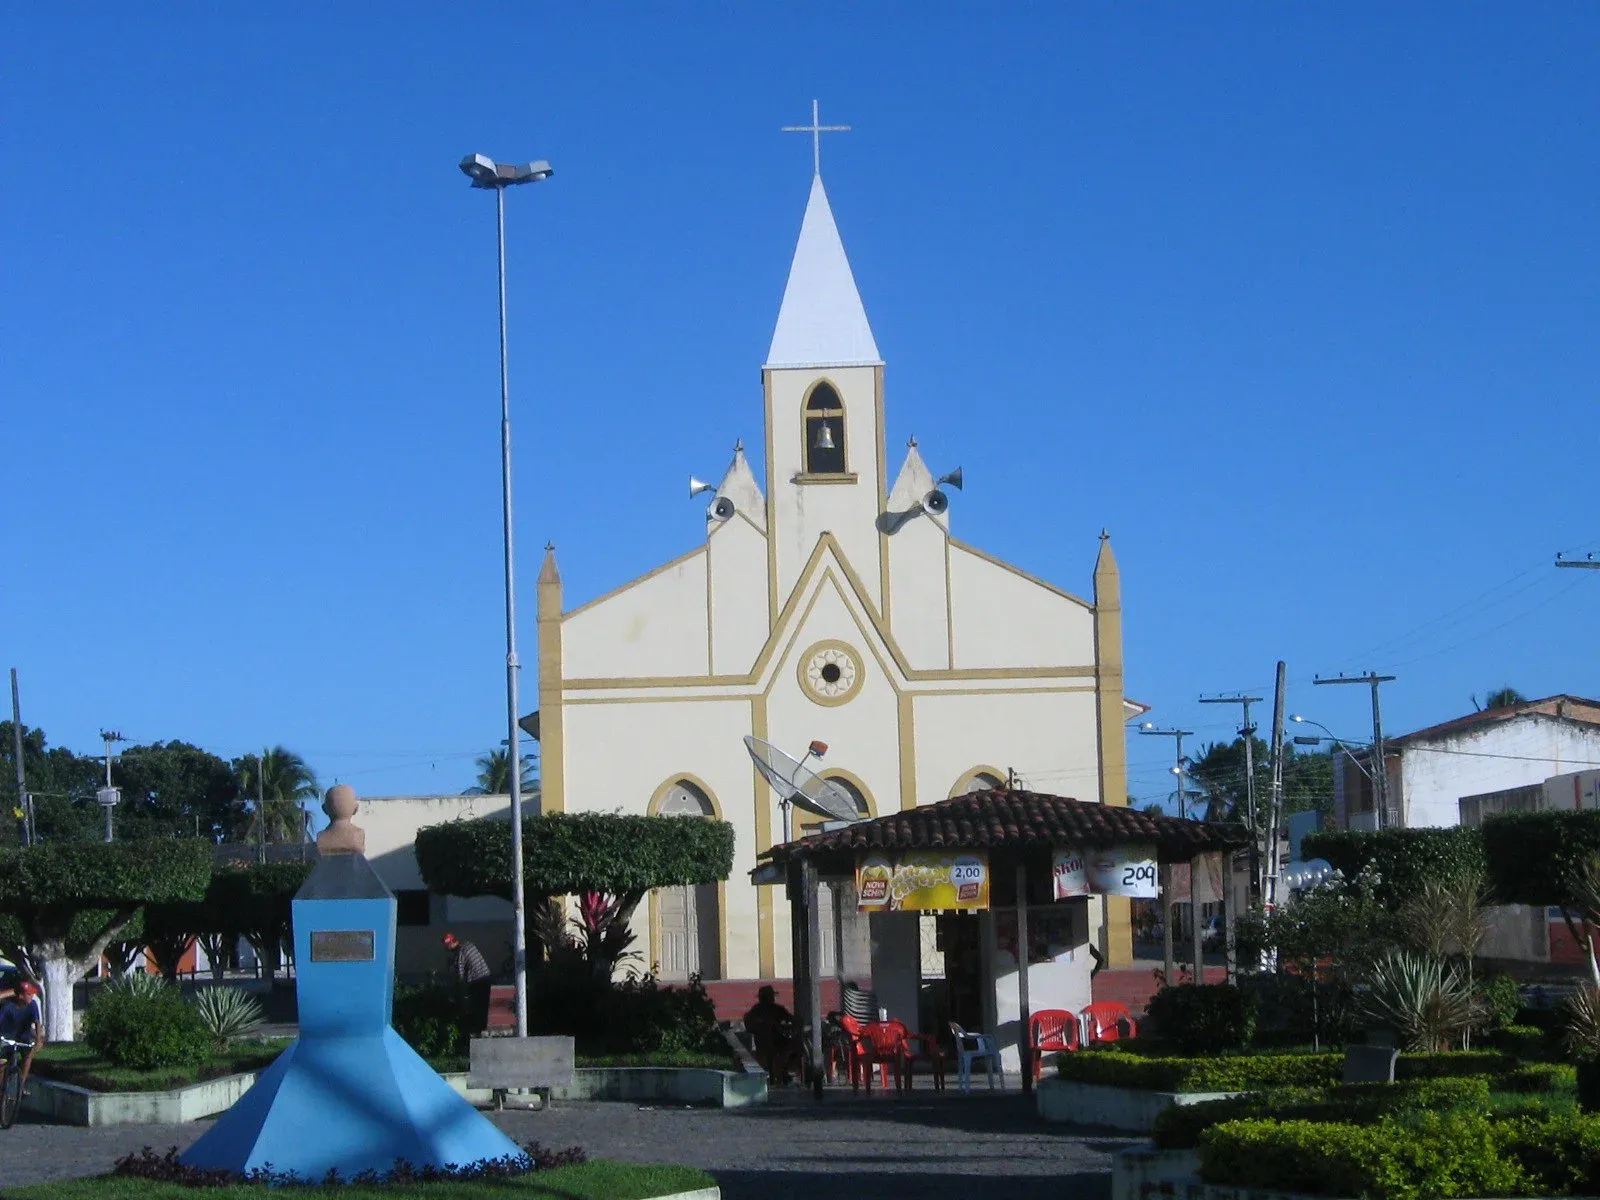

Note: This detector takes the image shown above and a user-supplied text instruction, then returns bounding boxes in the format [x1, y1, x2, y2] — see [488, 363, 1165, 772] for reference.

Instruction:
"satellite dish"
[743, 735, 863, 842]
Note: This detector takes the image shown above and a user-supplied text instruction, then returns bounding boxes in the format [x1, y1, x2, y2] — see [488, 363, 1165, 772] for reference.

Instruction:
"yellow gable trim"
[562, 544, 708, 620]
[947, 537, 1095, 612]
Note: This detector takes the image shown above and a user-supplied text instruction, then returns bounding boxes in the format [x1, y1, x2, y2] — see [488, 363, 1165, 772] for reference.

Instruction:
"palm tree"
[1481, 686, 1528, 710]
[464, 747, 537, 796]
[234, 746, 320, 843]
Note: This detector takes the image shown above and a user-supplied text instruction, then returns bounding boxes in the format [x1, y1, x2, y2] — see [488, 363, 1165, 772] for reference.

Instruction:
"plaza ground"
[0, 1094, 1132, 1200]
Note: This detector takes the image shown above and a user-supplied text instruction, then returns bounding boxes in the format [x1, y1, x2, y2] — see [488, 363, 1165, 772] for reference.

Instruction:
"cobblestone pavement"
[0, 1094, 1130, 1199]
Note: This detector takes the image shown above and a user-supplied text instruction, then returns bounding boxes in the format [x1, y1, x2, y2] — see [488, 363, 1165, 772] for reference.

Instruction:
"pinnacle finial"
[908, 435, 918, 448]
[545, 541, 555, 552]
[1100, 528, 1110, 542]
[317, 784, 365, 855]
[734, 437, 744, 453]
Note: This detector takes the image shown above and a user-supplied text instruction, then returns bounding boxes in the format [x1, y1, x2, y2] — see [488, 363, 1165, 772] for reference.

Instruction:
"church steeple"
[765, 175, 881, 370]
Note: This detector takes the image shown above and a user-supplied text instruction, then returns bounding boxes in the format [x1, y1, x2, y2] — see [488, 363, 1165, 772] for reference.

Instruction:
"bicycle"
[0, 1035, 34, 1129]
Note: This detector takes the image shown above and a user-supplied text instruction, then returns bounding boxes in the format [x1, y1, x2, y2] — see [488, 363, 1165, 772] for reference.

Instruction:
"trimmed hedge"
[1056, 1049, 1341, 1092]
[1056, 1047, 1517, 1093]
[1199, 1112, 1529, 1199]
[416, 813, 735, 908]
[1153, 1077, 1491, 1150]
[1202, 1110, 1600, 1198]
[1302, 827, 1485, 907]
[83, 985, 212, 1071]
[1483, 810, 1600, 907]
[1498, 1063, 1577, 1094]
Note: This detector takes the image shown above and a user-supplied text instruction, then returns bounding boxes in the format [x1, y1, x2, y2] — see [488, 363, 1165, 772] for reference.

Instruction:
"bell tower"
[763, 170, 887, 615]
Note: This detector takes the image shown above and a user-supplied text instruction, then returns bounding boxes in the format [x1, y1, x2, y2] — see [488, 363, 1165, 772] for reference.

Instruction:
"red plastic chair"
[1028, 1008, 1080, 1082]
[881, 1019, 945, 1092]
[855, 1019, 909, 1094]
[1081, 1001, 1138, 1045]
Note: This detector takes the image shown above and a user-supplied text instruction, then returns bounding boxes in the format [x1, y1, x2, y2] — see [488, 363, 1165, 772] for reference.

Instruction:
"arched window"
[952, 769, 1005, 797]
[804, 383, 846, 475]
[658, 780, 715, 817]
[824, 775, 871, 819]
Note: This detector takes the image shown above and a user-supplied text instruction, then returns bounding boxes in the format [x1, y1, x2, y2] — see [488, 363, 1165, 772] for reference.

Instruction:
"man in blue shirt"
[0, 979, 43, 1097]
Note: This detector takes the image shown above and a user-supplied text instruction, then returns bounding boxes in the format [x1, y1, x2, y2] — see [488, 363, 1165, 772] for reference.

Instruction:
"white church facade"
[535, 169, 1137, 989]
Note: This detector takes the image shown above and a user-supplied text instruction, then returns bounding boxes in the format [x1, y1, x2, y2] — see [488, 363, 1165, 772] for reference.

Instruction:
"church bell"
[812, 422, 836, 450]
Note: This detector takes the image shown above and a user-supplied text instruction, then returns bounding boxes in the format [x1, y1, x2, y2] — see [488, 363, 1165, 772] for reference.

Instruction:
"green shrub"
[1303, 827, 1487, 909]
[1152, 1077, 1491, 1150]
[1057, 1048, 1341, 1092]
[1478, 973, 1521, 1033]
[1200, 1112, 1530, 1199]
[83, 982, 211, 1071]
[1144, 984, 1257, 1054]
[393, 982, 469, 1059]
[1488, 1022, 1553, 1060]
[1501, 1111, 1600, 1195]
[530, 968, 721, 1057]
[1395, 1050, 1516, 1080]
[1497, 1064, 1576, 1094]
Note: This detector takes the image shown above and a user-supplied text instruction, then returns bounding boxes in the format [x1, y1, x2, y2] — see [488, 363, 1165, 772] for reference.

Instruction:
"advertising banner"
[856, 849, 990, 912]
[1053, 844, 1160, 899]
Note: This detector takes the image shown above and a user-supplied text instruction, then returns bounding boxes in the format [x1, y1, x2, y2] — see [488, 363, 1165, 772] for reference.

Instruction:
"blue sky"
[4, 6, 1598, 811]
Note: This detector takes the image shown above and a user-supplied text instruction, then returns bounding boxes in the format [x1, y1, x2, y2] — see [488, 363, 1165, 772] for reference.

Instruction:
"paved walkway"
[0, 1095, 1129, 1198]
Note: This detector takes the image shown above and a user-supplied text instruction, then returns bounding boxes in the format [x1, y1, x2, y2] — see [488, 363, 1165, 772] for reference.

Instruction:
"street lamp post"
[460, 152, 554, 1040]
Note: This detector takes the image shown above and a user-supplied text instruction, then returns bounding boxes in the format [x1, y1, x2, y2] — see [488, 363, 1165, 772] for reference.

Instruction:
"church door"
[658, 885, 699, 981]
[655, 781, 722, 983]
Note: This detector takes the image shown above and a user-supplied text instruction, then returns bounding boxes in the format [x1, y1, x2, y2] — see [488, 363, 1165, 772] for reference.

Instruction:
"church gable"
[947, 542, 1095, 670]
[562, 548, 711, 680]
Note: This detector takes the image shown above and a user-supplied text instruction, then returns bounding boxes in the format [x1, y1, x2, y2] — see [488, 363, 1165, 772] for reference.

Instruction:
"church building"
[534, 162, 1139, 1000]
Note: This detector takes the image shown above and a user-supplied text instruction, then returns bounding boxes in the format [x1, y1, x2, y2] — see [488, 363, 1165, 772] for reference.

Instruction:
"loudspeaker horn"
[689, 476, 717, 499]
[710, 497, 735, 520]
[921, 488, 950, 516]
[938, 466, 964, 491]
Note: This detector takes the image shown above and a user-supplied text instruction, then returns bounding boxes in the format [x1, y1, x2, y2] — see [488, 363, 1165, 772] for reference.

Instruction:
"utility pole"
[97, 730, 125, 843]
[10, 669, 31, 847]
[1314, 672, 1397, 828]
[1139, 725, 1195, 817]
[1265, 663, 1287, 914]
[1199, 693, 1262, 898]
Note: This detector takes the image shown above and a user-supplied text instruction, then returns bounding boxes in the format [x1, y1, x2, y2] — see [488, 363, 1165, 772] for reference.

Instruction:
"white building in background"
[1334, 695, 1600, 830]
[533, 166, 1139, 991]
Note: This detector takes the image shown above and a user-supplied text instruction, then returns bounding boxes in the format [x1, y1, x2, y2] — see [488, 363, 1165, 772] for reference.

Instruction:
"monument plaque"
[311, 929, 376, 962]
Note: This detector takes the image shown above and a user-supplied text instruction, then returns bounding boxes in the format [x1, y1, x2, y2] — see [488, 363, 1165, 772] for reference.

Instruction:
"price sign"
[1085, 843, 1159, 898]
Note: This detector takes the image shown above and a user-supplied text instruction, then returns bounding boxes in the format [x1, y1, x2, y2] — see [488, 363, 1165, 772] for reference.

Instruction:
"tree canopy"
[1187, 737, 1334, 823]
[232, 747, 319, 843]
[1302, 826, 1487, 908]
[464, 747, 538, 797]
[416, 812, 735, 922]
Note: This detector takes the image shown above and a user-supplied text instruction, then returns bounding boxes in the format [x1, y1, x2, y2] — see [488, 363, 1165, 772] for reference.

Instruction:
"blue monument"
[182, 785, 526, 1178]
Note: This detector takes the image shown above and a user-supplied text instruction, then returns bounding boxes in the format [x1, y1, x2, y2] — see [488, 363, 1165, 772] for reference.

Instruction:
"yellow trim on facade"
[763, 370, 779, 632]
[875, 366, 890, 626]
[791, 473, 860, 485]
[562, 544, 708, 621]
[898, 692, 917, 811]
[537, 553, 565, 814]
[947, 537, 1095, 611]
[943, 536, 956, 669]
[750, 696, 775, 978]
[949, 764, 1008, 798]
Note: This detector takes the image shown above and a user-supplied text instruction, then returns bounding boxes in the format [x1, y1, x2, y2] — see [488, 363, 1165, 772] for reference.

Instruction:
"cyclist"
[0, 980, 42, 1098]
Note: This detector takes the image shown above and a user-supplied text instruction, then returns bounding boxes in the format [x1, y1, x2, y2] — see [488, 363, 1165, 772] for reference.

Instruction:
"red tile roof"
[761, 789, 1249, 866]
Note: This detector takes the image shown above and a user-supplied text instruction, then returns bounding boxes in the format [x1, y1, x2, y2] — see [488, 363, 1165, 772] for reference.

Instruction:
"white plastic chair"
[949, 1020, 1004, 1092]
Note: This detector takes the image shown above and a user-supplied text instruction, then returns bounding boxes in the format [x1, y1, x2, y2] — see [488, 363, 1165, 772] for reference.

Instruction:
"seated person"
[742, 985, 804, 1085]
[0, 980, 43, 1097]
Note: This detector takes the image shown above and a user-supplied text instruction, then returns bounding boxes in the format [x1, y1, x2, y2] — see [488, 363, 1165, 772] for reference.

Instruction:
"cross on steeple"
[783, 99, 850, 176]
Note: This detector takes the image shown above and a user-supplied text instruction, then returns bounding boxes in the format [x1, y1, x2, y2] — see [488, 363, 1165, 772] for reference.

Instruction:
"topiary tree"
[416, 812, 736, 972]
[0, 840, 212, 1041]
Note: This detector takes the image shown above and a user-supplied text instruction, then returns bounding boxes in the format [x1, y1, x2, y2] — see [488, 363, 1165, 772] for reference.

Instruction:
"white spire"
[764, 175, 881, 371]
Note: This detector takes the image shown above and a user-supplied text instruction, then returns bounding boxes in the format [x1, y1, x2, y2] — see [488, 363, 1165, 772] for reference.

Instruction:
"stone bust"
[316, 784, 365, 855]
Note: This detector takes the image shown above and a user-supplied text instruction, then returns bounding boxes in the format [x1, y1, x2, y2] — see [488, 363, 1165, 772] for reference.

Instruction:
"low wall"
[22, 1071, 259, 1127]
[552, 1068, 765, 1108]
[1036, 1078, 1238, 1133]
[1111, 1145, 1201, 1200]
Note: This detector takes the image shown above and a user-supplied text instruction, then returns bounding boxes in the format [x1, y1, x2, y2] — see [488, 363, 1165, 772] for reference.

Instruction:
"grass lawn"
[3, 1162, 715, 1200]
[29, 1039, 292, 1094]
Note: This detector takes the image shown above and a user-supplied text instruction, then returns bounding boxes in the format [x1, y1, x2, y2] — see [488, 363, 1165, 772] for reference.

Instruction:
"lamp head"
[1290, 714, 1306, 723]
[460, 155, 554, 189]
